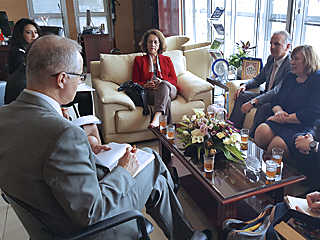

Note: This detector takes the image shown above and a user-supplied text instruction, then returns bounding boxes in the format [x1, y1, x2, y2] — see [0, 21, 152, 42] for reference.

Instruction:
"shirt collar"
[274, 54, 288, 67]
[23, 89, 63, 116]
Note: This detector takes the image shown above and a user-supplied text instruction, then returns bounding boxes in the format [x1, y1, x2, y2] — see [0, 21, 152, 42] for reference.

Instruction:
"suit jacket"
[132, 54, 178, 89]
[244, 54, 291, 106]
[0, 92, 136, 234]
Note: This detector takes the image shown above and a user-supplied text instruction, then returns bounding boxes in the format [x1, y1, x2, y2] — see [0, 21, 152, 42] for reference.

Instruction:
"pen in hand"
[131, 145, 136, 153]
[308, 193, 319, 211]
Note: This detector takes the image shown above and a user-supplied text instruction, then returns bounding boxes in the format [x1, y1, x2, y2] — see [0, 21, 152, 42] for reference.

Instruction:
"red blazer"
[132, 54, 178, 90]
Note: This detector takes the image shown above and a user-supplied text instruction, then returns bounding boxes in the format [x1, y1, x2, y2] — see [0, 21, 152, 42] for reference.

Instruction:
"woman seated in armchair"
[132, 29, 178, 127]
[255, 45, 320, 158]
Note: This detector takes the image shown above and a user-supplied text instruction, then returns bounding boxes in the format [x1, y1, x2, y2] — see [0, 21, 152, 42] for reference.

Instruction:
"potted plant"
[228, 41, 256, 77]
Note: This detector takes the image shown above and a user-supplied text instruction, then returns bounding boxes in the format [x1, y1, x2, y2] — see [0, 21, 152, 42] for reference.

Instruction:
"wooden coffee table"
[149, 126, 306, 234]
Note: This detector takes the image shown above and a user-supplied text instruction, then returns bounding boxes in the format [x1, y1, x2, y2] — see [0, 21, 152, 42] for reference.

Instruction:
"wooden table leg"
[159, 140, 173, 166]
[274, 187, 284, 204]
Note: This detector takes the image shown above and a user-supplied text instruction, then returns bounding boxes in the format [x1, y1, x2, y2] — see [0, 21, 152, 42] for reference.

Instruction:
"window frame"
[26, 0, 70, 37]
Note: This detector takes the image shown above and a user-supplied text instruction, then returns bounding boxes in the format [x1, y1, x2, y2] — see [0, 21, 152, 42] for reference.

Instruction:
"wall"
[0, 0, 29, 23]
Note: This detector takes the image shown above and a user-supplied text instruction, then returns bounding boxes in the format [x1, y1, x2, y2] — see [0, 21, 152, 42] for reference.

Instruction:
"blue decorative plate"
[212, 59, 229, 77]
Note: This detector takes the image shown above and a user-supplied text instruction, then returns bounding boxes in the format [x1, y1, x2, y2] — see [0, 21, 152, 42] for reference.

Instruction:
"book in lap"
[96, 142, 155, 177]
[284, 195, 320, 218]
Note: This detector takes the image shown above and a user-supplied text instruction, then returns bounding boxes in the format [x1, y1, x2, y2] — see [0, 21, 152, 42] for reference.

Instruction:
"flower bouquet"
[176, 107, 245, 164]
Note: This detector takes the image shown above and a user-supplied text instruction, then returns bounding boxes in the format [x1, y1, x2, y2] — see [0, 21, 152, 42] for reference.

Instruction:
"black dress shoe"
[202, 229, 212, 239]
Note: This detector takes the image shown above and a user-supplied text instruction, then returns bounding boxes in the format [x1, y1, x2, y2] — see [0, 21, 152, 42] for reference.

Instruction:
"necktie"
[268, 63, 278, 91]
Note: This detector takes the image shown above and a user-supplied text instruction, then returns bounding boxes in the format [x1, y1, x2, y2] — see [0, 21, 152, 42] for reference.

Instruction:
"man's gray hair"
[273, 31, 292, 45]
[26, 35, 82, 83]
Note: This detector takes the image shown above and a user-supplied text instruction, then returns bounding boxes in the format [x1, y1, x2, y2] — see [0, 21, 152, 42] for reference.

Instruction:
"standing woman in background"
[8, 18, 41, 75]
[132, 29, 178, 127]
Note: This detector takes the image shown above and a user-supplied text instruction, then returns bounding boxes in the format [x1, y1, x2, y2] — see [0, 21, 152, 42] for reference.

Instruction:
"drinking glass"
[167, 124, 175, 144]
[207, 105, 214, 119]
[240, 128, 249, 150]
[265, 160, 277, 181]
[203, 154, 215, 173]
[272, 148, 284, 175]
[159, 115, 167, 134]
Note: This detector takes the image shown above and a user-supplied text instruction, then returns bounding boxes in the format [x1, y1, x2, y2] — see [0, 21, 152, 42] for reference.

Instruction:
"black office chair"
[40, 26, 64, 36]
[2, 191, 154, 240]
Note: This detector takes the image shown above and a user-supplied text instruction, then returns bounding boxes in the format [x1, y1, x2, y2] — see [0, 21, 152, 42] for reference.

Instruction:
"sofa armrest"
[226, 80, 260, 114]
[177, 71, 213, 102]
[90, 61, 101, 79]
[181, 41, 211, 51]
[92, 79, 136, 110]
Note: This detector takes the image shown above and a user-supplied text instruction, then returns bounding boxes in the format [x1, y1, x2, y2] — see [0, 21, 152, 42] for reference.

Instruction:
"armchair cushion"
[100, 52, 144, 85]
[93, 80, 135, 110]
[162, 50, 186, 77]
[177, 71, 213, 102]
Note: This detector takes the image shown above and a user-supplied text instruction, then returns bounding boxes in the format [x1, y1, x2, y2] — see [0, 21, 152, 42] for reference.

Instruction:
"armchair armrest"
[177, 71, 213, 102]
[57, 210, 153, 240]
[226, 80, 260, 115]
[92, 79, 135, 110]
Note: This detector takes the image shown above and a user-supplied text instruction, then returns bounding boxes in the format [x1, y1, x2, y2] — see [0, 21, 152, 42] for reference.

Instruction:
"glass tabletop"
[152, 126, 306, 204]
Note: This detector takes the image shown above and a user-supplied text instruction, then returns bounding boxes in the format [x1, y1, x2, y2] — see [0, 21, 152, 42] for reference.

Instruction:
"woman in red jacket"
[132, 29, 178, 126]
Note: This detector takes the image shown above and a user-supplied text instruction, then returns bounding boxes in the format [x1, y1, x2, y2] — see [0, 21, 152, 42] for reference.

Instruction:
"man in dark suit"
[229, 31, 292, 137]
[0, 35, 208, 239]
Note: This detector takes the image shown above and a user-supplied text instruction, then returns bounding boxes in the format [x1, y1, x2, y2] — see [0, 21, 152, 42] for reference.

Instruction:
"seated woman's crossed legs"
[255, 123, 290, 157]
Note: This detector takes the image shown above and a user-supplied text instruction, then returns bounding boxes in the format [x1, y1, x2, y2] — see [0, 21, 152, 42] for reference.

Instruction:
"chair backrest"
[40, 26, 64, 36]
[2, 191, 55, 239]
[165, 36, 190, 51]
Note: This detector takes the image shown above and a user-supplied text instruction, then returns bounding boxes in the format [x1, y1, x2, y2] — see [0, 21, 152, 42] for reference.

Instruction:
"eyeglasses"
[51, 72, 87, 82]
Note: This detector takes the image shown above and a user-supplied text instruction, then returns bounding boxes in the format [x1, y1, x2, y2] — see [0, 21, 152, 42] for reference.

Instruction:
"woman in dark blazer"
[132, 29, 178, 126]
[255, 45, 320, 158]
[8, 18, 41, 75]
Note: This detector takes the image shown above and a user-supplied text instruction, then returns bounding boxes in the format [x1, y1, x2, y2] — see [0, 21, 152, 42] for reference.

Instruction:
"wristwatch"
[309, 141, 317, 152]
[250, 99, 256, 107]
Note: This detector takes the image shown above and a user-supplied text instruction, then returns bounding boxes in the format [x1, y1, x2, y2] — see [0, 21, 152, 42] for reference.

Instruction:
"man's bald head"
[26, 35, 82, 87]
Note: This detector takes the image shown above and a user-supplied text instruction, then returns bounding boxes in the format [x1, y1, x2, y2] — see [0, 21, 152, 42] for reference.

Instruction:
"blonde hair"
[291, 45, 320, 75]
[139, 29, 167, 54]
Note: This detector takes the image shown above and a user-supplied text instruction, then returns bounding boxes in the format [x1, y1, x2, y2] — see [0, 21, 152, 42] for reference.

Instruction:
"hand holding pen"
[306, 191, 320, 213]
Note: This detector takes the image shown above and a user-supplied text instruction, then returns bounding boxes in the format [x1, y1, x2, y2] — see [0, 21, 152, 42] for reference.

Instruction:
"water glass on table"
[159, 115, 167, 134]
[265, 160, 277, 182]
[203, 154, 215, 173]
[167, 124, 175, 145]
[207, 105, 214, 119]
[240, 128, 249, 150]
[272, 148, 284, 175]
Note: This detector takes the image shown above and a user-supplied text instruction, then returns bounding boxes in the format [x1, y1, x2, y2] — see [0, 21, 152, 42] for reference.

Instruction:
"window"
[183, 0, 320, 64]
[27, 0, 69, 37]
[73, 0, 109, 34]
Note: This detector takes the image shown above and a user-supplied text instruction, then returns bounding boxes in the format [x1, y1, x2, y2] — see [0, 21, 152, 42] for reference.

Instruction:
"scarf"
[148, 54, 163, 79]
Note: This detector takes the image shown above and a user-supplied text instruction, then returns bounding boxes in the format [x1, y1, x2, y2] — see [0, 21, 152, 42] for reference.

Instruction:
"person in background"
[266, 191, 320, 239]
[229, 31, 291, 137]
[291, 121, 320, 192]
[132, 29, 178, 126]
[8, 18, 41, 75]
[255, 45, 320, 158]
[0, 35, 210, 240]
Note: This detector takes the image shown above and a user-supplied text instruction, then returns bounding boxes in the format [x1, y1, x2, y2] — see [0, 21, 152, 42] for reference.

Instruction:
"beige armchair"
[226, 80, 262, 130]
[165, 36, 190, 51]
[91, 50, 213, 143]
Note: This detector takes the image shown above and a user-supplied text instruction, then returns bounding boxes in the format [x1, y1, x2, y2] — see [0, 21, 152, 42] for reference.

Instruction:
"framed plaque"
[241, 57, 263, 79]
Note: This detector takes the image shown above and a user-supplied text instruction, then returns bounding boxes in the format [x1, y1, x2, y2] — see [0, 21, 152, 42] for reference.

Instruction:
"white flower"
[223, 138, 231, 145]
[182, 115, 190, 123]
[191, 115, 196, 121]
[182, 131, 189, 136]
[191, 129, 205, 137]
[192, 108, 205, 118]
[230, 133, 238, 143]
[192, 136, 204, 143]
[216, 132, 225, 139]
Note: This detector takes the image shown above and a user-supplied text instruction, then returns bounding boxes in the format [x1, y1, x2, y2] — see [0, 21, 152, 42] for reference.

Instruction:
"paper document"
[96, 142, 155, 177]
[77, 83, 95, 92]
[284, 195, 320, 218]
[72, 115, 101, 126]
